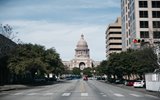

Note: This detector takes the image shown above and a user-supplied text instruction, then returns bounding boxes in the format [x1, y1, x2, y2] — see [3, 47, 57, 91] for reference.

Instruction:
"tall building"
[105, 17, 122, 59]
[121, 0, 160, 50]
[63, 34, 100, 70]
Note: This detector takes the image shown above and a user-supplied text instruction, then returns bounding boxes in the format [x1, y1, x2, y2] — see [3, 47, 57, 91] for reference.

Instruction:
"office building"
[121, 0, 160, 50]
[105, 17, 122, 59]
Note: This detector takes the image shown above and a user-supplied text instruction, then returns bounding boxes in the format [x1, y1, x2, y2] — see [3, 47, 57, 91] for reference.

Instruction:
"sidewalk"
[0, 80, 65, 92]
[0, 84, 29, 92]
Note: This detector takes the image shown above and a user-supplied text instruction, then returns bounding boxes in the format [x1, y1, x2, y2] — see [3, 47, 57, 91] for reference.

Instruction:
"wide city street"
[0, 79, 159, 100]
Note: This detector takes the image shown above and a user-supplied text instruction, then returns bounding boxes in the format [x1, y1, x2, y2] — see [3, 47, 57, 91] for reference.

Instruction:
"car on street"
[124, 80, 135, 86]
[83, 76, 88, 81]
[133, 80, 145, 88]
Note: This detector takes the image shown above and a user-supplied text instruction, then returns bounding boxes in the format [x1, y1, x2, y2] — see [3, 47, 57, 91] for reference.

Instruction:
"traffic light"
[141, 39, 145, 43]
[133, 39, 145, 43]
[133, 39, 138, 43]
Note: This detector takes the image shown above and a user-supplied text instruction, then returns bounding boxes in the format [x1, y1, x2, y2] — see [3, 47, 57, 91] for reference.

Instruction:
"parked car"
[133, 80, 145, 88]
[115, 79, 125, 84]
[124, 80, 135, 86]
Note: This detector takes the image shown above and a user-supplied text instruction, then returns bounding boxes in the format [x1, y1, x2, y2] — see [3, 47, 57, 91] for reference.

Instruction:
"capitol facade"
[63, 34, 100, 70]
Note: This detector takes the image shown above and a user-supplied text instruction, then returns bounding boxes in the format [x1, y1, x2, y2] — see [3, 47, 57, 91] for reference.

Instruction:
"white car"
[133, 80, 145, 88]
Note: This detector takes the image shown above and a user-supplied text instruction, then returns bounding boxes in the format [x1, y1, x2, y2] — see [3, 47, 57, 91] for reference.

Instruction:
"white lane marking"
[62, 93, 71, 96]
[130, 94, 142, 97]
[12, 92, 23, 95]
[102, 94, 107, 97]
[27, 93, 38, 95]
[26, 89, 42, 92]
[81, 93, 88, 96]
[114, 93, 124, 97]
[145, 94, 159, 99]
[43, 93, 53, 96]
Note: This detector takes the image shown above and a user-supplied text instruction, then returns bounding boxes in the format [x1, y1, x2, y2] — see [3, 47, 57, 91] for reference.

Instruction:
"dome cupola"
[76, 34, 88, 49]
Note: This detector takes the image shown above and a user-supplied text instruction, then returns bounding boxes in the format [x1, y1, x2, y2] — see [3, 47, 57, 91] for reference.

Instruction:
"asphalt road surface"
[0, 79, 159, 100]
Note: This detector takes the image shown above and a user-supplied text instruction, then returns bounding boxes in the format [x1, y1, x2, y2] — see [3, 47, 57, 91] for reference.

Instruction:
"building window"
[126, 15, 128, 21]
[152, 1, 160, 8]
[139, 11, 148, 18]
[153, 31, 160, 39]
[109, 43, 122, 45]
[126, 7, 127, 12]
[140, 21, 148, 28]
[152, 11, 160, 18]
[109, 32, 121, 34]
[140, 31, 149, 38]
[126, 23, 128, 29]
[129, 38, 131, 44]
[109, 37, 121, 40]
[153, 21, 160, 28]
[139, 1, 148, 8]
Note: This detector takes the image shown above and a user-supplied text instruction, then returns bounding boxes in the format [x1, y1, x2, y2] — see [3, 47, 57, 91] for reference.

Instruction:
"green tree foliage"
[95, 60, 108, 76]
[97, 47, 158, 80]
[83, 67, 92, 77]
[7, 43, 64, 82]
[72, 67, 81, 75]
[45, 48, 64, 76]
[8, 44, 46, 76]
[132, 47, 159, 79]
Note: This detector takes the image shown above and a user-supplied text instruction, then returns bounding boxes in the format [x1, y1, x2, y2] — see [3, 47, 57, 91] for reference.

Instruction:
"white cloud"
[3, 20, 106, 61]
[0, 0, 121, 61]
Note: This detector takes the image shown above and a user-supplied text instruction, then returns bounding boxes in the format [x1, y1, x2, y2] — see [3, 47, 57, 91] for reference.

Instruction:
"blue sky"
[0, 0, 121, 61]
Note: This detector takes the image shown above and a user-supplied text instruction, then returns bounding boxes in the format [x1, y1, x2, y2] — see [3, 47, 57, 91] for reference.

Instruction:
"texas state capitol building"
[63, 34, 100, 70]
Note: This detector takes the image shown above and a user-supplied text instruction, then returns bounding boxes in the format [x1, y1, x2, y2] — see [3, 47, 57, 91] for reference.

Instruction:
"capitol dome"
[76, 34, 88, 49]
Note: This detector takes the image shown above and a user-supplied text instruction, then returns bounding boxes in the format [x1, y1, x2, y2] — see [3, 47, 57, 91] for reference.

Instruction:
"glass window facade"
[153, 31, 160, 38]
[139, 1, 148, 8]
[153, 21, 160, 28]
[140, 21, 148, 28]
[139, 11, 148, 18]
[152, 1, 160, 8]
[152, 11, 160, 18]
[140, 31, 149, 38]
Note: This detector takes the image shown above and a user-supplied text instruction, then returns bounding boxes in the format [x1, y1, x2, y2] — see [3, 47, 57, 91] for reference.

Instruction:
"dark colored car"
[115, 79, 125, 84]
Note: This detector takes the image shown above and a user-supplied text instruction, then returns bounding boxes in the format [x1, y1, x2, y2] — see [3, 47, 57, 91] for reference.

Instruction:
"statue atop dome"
[81, 34, 84, 39]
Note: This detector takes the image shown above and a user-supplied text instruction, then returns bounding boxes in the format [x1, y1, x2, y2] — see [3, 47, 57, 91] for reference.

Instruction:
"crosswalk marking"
[102, 94, 107, 96]
[81, 93, 88, 96]
[43, 93, 53, 96]
[12, 93, 23, 95]
[62, 93, 71, 96]
[27, 93, 38, 95]
[2, 92, 158, 98]
[130, 94, 142, 97]
[113, 93, 124, 97]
